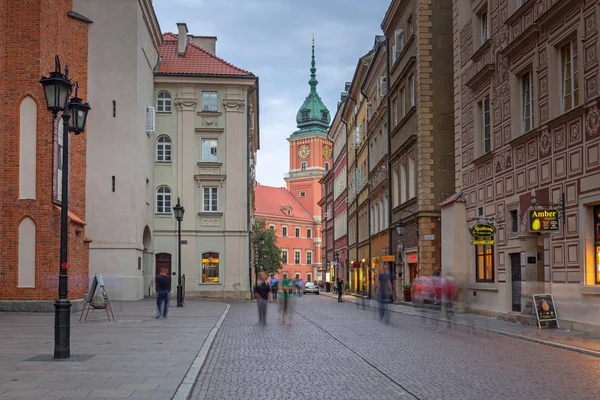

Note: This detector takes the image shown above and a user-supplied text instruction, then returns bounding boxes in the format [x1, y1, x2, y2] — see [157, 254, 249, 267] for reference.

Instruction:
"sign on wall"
[469, 223, 496, 245]
[529, 209, 560, 232]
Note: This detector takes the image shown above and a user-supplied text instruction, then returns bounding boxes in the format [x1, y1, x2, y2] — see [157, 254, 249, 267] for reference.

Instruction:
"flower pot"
[403, 289, 412, 302]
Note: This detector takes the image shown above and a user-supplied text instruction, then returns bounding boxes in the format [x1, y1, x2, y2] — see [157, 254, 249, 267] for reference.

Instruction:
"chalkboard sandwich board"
[532, 294, 559, 329]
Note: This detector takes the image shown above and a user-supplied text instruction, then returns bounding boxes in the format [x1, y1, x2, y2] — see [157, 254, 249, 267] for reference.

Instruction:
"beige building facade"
[443, 0, 600, 333]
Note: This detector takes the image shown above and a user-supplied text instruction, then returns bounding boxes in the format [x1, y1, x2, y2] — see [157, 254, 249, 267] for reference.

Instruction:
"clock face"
[298, 144, 310, 159]
[323, 145, 332, 159]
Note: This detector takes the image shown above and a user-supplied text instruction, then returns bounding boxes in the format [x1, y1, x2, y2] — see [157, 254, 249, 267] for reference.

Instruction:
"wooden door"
[155, 253, 172, 292]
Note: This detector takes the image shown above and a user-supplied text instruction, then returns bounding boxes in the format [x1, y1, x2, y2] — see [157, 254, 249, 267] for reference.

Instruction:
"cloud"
[153, 0, 390, 187]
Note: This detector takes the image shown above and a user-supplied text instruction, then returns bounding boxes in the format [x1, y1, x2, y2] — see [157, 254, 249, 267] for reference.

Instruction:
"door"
[510, 253, 521, 312]
[155, 253, 172, 292]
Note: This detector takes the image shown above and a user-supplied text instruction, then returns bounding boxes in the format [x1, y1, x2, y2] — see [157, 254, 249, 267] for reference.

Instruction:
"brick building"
[442, 0, 600, 333]
[0, 0, 91, 309]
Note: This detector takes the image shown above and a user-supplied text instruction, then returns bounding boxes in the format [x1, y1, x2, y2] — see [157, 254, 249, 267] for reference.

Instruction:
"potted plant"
[345, 282, 350, 291]
[402, 284, 412, 302]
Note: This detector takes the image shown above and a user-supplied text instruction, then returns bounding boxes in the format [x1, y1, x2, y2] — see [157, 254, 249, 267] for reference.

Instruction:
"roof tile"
[254, 185, 313, 221]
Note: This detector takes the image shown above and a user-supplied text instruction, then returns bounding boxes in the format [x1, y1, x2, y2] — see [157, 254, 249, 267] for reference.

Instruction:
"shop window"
[475, 243, 494, 282]
[202, 252, 219, 283]
[595, 206, 600, 284]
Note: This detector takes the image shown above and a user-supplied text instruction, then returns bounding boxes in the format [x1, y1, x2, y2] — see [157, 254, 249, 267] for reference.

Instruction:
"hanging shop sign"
[352, 262, 361, 269]
[532, 294, 559, 329]
[470, 223, 496, 237]
[406, 253, 418, 263]
[382, 255, 395, 262]
[529, 209, 559, 232]
[470, 239, 496, 245]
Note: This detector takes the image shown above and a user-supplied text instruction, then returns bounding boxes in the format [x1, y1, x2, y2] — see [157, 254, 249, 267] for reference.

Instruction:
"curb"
[172, 303, 231, 400]
[321, 293, 600, 358]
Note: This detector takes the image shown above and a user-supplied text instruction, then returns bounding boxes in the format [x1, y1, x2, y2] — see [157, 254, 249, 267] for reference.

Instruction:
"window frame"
[521, 71, 534, 133]
[301, 161, 307, 171]
[201, 252, 220, 284]
[307, 228, 312, 239]
[480, 10, 488, 43]
[400, 87, 406, 117]
[306, 251, 312, 265]
[155, 186, 172, 214]
[294, 250, 301, 265]
[201, 138, 218, 163]
[408, 75, 415, 107]
[282, 250, 288, 264]
[324, 162, 330, 171]
[156, 135, 172, 163]
[481, 97, 491, 154]
[156, 91, 172, 113]
[299, 191, 306, 198]
[392, 96, 398, 126]
[282, 226, 288, 237]
[408, 156, 416, 199]
[202, 186, 219, 213]
[560, 38, 580, 113]
[295, 227, 301, 238]
[201, 91, 218, 112]
[475, 242, 495, 283]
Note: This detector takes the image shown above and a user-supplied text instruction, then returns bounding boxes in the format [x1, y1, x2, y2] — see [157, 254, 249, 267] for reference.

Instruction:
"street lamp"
[395, 221, 405, 236]
[173, 198, 185, 307]
[39, 55, 91, 360]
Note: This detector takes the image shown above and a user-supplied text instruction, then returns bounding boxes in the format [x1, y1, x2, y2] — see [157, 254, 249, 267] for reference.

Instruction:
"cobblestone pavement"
[192, 296, 600, 400]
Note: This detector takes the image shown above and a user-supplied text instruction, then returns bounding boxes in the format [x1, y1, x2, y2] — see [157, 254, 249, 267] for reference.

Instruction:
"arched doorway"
[142, 226, 152, 273]
[155, 253, 172, 292]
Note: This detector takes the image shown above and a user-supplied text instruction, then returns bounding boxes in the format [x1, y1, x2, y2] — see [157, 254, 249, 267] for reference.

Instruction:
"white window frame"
[409, 156, 416, 199]
[202, 186, 219, 213]
[281, 249, 288, 264]
[299, 191, 306, 197]
[202, 139, 218, 162]
[481, 97, 491, 154]
[202, 91, 218, 112]
[294, 250, 301, 265]
[393, 28, 405, 63]
[409, 75, 415, 107]
[400, 163, 407, 203]
[306, 251, 312, 265]
[301, 161, 307, 171]
[156, 91, 172, 113]
[269, 224, 275, 231]
[560, 38, 579, 113]
[156, 186, 172, 214]
[156, 135, 172, 162]
[521, 71, 534, 133]
[307, 228, 312, 239]
[282, 226, 288, 237]
[295, 227, 301, 238]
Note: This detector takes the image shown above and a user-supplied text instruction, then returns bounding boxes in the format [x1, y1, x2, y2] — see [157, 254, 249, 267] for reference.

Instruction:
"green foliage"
[345, 282, 350, 290]
[402, 284, 412, 290]
[252, 219, 282, 275]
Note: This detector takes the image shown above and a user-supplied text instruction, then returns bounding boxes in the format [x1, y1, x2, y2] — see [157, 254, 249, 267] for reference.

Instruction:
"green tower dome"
[291, 39, 330, 137]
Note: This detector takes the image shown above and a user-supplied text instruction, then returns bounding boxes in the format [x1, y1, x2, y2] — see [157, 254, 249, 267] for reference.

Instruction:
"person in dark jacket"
[337, 279, 344, 302]
[155, 268, 171, 319]
[254, 271, 271, 325]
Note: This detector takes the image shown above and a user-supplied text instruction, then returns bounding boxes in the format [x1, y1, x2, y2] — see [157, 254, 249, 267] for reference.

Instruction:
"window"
[400, 88, 406, 117]
[282, 250, 288, 264]
[321, 110, 328, 121]
[521, 72, 534, 133]
[517, 0, 527, 7]
[392, 168, 399, 207]
[282, 226, 288, 237]
[156, 186, 172, 214]
[480, 97, 491, 153]
[299, 191, 306, 198]
[202, 252, 219, 283]
[561, 39, 579, 112]
[408, 15, 413, 36]
[307, 273, 312, 282]
[301, 162, 307, 171]
[393, 28, 405, 63]
[156, 135, 172, 162]
[202, 92, 218, 112]
[202, 139, 218, 162]
[510, 209, 519, 233]
[269, 224, 275, 231]
[295, 273, 301, 280]
[295, 227, 300, 238]
[400, 163, 407, 203]
[301, 110, 309, 122]
[480, 11, 488, 43]
[409, 156, 416, 199]
[324, 162, 329, 171]
[156, 91, 172, 113]
[409, 75, 415, 107]
[282, 272, 289, 280]
[392, 97, 398, 126]
[475, 243, 494, 282]
[294, 250, 301, 265]
[202, 187, 218, 212]
[306, 251, 312, 265]
[307, 228, 312, 239]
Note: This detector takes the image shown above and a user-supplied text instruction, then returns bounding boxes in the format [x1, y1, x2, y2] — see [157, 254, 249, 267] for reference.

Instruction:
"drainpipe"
[384, 37, 395, 301]
[360, 86, 372, 299]
[247, 77, 259, 297]
[341, 118, 349, 283]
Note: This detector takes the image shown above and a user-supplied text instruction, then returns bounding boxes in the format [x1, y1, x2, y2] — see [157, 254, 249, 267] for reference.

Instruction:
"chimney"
[177, 23, 188, 57]
[189, 36, 217, 55]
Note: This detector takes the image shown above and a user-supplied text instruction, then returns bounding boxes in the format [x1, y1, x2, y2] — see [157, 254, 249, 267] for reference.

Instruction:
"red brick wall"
[0, 0, 90, 301]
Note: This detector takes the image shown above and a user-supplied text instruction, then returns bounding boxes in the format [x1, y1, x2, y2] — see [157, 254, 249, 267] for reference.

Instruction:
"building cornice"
[139, 0, 162, 51]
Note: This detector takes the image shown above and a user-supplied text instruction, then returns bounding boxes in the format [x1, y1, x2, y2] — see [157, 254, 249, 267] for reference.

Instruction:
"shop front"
[357, 244, 370, 297]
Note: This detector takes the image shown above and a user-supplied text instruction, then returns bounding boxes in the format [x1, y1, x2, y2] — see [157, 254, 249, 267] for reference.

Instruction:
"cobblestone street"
[192, 295, 600, 400]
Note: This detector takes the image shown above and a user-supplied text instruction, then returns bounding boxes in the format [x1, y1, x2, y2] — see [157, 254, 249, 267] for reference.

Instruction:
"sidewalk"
[321, 291, 600, 357]
[0, 299, 228, 400]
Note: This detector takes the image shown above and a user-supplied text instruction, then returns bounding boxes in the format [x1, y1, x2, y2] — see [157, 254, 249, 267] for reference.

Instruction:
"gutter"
[384, 37, 395, 300]
[247, 76, 259, 295]
[359, 85, 372, 299]
[341, 117, 349, 281]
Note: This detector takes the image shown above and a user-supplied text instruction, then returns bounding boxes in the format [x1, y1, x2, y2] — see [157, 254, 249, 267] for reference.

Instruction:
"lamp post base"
[176, 285, 183, 307]
[54, 299, 72, 359]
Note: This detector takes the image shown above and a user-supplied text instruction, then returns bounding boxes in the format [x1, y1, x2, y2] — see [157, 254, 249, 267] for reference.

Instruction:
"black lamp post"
[39, 56, 91, 360]
[173, 198, 185, 307]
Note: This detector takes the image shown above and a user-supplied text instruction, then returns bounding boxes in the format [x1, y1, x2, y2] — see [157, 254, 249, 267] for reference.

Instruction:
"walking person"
[269, 274, 279, 301]
[378, 266, 392, 323]
[155, 268, 171, 319]
[279, 275, 293, 326]
[337, 279, 344, 302]
[254, 271, 270, 325]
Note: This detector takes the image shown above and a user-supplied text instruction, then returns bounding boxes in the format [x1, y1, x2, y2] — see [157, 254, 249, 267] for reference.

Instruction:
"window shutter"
[379, 76, 388, 98]
[202, 140, 210, 161]
[146, 106, 155, 134]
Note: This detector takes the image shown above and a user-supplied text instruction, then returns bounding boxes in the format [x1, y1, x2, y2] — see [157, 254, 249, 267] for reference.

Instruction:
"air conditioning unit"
[145, 106, 155, 134]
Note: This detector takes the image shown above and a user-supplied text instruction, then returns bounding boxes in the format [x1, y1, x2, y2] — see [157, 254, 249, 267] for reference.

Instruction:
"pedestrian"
[155, 268, 171, 319]
[280, 275, 293, 326]
[337, 279, 344, 302]
[297, 278, 304, 296]
[269, 274, 279, 301]
[254, 271, 270, 325]
[378, 266, 392, 323]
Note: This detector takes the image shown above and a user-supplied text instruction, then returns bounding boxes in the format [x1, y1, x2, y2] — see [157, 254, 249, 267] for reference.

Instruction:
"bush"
[402, 284, 412, 290]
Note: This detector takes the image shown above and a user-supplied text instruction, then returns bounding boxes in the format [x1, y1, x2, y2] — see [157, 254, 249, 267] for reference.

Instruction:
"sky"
[153, 0, 391, 188]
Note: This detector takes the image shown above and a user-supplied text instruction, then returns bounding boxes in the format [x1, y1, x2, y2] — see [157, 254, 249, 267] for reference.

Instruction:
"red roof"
[439, 191, 466, 207]
[157, 33, 253, 76]
[255, 185, 313, 222]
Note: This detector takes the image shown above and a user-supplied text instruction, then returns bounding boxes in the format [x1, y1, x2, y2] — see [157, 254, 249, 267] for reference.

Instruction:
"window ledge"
[465, 64, 495, 90]
[470, 39, 491, 63]
[197, 162, 223, 167]
[506, 126, 540, 147]
[195, 127, 224, 133]
[156, 112, 172, 115]
[581, 286, 600, 296]
[156, 161, 172, 165]
[468, 283, 498, 291]
[197, 111, 222, 117]
[505, 0, 534, 27]
[472, 150, 494, 166]
[198, 212, 223, 217]
[155, 214, 172, 218]
[547, 105, 585, 130]
[198, 283, 222, 286]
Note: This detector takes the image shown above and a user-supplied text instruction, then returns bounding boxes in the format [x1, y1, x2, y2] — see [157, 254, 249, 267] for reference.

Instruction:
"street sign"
[424, 234, 434, 241]
[180, 240, 188, 245]
[529, 209, 559, 232]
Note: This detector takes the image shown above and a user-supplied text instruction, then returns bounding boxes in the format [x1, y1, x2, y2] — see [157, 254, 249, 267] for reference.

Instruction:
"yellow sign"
[470, 239, 496, 245]
[382, 255, 395, 262]
[529, 209, 559, 231]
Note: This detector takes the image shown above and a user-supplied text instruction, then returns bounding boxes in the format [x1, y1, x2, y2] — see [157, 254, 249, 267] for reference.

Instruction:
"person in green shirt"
[279, 276, 293, 325]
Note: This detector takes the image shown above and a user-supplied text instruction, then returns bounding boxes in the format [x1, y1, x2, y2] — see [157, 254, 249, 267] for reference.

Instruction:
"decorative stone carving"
[201, 219, 220, 227]
[175, 97, 198, 111]
[586, 104, 599, 139]
[222, 97, 245, 113]
[539, 128, 551, 157]
[199, 168, 220, 175]
[201, 116, 218, 127]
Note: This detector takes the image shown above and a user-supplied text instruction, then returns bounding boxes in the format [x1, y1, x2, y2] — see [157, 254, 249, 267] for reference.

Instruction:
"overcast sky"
[153, 0, 391, 188]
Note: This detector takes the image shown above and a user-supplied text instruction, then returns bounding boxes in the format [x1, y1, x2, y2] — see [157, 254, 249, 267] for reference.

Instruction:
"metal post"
[55, 111, 72, 359]
[176, 218, 183, 307]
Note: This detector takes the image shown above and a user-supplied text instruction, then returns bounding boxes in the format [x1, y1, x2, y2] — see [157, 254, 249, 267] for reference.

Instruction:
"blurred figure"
[411, 276, 427, 327]
[254, 272, 270, 325]
[269, 274, 279, 301]
[296, 277, 304, 296]
[280, 275, 293, 326]
[441, 274, 458, 328]
[155, 268, 171, 319]
[378, 266, 392, 322]
[337, 279, 344, 302]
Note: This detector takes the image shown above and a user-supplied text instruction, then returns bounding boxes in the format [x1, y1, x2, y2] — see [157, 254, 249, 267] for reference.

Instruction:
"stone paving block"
[129, 390, 177, 399]
[87, 389, 134, 398]
[116, 382, 159, 391]
[0, 388, 52, 397]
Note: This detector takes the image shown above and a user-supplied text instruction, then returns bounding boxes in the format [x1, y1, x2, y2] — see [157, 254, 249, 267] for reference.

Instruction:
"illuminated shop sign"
[470, 223, 496, 237]
[529, 209, 559, 232]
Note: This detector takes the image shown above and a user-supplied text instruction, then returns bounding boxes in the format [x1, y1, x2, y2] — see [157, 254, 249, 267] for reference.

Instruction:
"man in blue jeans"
[155, 268, 171, 319]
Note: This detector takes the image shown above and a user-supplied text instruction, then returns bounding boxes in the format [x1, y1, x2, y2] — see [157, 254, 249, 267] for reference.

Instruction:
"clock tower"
[285, 39, 332, 217]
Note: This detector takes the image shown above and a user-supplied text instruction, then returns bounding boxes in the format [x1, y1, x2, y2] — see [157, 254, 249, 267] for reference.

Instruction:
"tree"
[252, 219, 282, 275]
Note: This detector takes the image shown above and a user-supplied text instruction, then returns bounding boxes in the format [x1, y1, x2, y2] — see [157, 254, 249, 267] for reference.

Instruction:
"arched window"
[202, 252, 220, 283]
[156, 135, 172, 162]
[19, 96, 37, 199]
[156, 186, 172, 214]
[156, 91, 172, 113]
[18, 217, 36, 288]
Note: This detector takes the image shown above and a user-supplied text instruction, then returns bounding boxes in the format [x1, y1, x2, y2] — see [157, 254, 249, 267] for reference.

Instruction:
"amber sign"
[470, 223, 496, 237]
[529, 209, 559, 232]
[382, 255, 395, 262]
[532, 294, 559, 329]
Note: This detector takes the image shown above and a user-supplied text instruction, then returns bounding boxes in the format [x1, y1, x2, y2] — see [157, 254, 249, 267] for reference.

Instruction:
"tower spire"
[309, 36, 317, 92]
